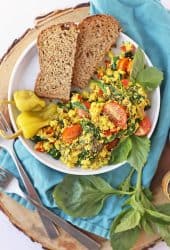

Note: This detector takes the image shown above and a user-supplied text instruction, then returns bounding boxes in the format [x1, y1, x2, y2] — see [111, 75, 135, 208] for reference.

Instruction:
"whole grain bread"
[35, 23, 78, 101]
[72, 15, 121, 88]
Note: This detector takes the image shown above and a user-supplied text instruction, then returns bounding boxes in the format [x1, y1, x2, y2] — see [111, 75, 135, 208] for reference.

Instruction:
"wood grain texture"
[0, 3, 170, 250]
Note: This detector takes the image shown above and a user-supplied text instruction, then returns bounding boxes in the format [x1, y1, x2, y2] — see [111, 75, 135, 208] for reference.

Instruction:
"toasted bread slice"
[72, 15, 121, 88]
[35, 23, 78, 101]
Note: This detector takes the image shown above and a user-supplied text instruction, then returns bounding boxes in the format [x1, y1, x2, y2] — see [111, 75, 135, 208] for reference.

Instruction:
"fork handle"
[9, 144, 58, 239]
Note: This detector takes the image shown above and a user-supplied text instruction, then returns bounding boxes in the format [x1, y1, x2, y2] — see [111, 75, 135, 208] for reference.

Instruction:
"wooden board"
[0, 3, 170, 250]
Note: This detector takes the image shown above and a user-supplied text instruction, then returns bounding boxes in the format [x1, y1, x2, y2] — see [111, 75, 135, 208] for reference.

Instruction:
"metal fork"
[0, 111, 58, 238]
[0, 166, 101, 250]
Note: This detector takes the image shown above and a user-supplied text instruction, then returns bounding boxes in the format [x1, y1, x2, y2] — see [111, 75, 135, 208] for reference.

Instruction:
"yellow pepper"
[16, 103, 58, 139]
[13, 90, 46, 112]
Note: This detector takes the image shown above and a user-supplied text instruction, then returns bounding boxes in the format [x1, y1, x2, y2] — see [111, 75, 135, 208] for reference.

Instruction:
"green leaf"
[53, 175, 117, 218]
[71, 101, 88, 111]
[136, 67, 163, 91]
[127, 135, 150, 171]
[141, 218, 154, 235]
[140, 191, 155, 210]
[156, 203, 170, 216]
[130, 48, 145, 82]
[118, 168, 135, 192]
[48, 147, 61, 159]
[129, 194, 145, 215]
[114, 210, 141, 233]
[90, 79, 108, 94]
[109, 137, 132, 164]
[154, 223, 170, 246]
[143, 188, 153, 201]
[146, 209, 170, 223]
[110, 227, 140, 250]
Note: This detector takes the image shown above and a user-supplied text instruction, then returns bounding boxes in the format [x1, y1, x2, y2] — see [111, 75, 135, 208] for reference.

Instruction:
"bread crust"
[72, 15, 121, 88]
[35, 22, 78, 101]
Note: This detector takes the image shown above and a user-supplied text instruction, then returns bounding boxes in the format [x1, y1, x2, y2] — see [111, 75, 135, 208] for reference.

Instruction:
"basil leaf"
[114, 210, 141, 233]
[110, 227, 140, 250]
[141, 218, 154, 235]
[130, 48, 145, 82]
[53, 175, 116, 218]
[118, 168, 135, 192]
[127, 135, 150, 171]
[136, 67, 163, 91]
[146, 209, 170, 223]
[109, 137, 132, 165]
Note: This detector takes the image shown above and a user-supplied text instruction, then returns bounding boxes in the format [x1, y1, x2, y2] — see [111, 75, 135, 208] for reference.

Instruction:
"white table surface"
[0, 0, 170, 249]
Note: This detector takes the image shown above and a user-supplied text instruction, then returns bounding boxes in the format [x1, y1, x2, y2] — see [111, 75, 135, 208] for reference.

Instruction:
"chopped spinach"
[81, 120, 100, 139]
[48, 147, 61, 159]
[111, 56, 119, 70]
[71, 101, 88, 111]
[77, 150, 89, 165]
[31, 135, 45, 143]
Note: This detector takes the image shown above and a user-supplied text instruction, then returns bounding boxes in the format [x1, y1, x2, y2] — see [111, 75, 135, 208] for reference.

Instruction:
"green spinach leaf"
[140, 191, 155, 210]
[127, 135, 150, 171]
[130, 48, 145, 82]
[118, 168, 135, 192]
[53, 175, 118, 218]
[157, 203, 170, 216]
[90, 79, 108, 94]
[141, 218, 154, 235]
[136, 67, 163, 91]
[109, 137, 132, 165]
[153, 223, 170, 246]
[114, 209, 141, 233]
[71, 101, 88, 111]
[146, 209, 170, 223]
[111, 227, 140, 250]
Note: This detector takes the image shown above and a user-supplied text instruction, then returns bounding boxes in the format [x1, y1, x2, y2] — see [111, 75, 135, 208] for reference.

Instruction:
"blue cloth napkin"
[1, 0, 170, 239]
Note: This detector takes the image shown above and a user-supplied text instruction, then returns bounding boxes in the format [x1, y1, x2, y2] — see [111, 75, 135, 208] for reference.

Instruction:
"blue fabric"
[0, 0, 170, 239]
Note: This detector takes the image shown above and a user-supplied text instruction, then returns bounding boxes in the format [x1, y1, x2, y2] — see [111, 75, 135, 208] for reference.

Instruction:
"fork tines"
[0, 112, 10, 132]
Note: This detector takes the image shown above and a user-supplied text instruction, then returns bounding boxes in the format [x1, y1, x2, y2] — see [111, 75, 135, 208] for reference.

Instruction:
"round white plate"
[8, 32, 160, 175]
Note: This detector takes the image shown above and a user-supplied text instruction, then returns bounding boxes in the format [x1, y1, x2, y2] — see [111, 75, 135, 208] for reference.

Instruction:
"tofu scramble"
[33, 42, 151, 169]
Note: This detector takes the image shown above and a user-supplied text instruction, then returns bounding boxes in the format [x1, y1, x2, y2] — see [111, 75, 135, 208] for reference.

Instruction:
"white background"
[0, 0, 170, 249]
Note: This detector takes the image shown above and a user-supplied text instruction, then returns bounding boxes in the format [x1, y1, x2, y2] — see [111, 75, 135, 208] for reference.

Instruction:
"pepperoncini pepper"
[13, 90, 46, 112]
[16, 103, 58, 139]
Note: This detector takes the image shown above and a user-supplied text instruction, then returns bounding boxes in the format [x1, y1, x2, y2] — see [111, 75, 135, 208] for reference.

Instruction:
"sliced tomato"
[103, 101, 127, 128]
[121, 79, 129, 88]
[117, 58, 130, 71]
[77, 94, 82, 101]
[77, 109, 89, 118]
[106, 138, 119, 151]
[83, 101, 91, 109]
[103, 128, 118, 136]
[103, 129, 113, 136]
[120, 45, 126, 52]
[135, 116, 151, 136]
[98, 89, 104, 96]
[62, 124, 82, 143]
[35, 142, 45, 152]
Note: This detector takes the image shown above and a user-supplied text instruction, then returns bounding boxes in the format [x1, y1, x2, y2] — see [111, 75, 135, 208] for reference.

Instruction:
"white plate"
[8, 33, 160, 175]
